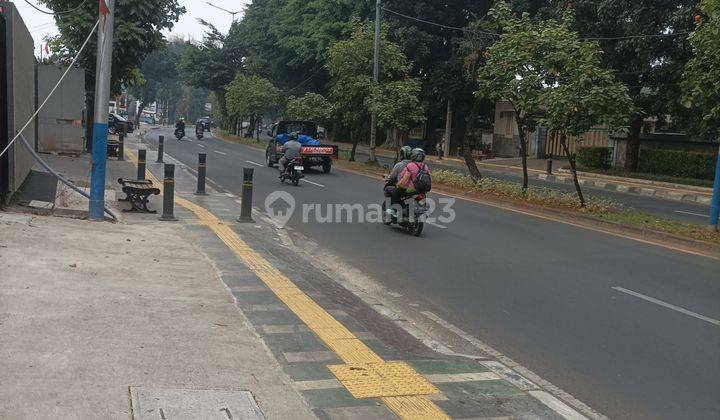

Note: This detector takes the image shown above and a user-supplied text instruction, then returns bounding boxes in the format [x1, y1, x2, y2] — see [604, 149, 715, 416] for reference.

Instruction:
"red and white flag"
[44, 43, 50, 55]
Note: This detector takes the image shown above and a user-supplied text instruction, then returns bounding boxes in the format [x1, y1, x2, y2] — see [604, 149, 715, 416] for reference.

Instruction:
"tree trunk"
[134, 103, 145, 129]
[560, 132, 586, 207]
[462, 100, 482, 180]
[517, 129, 529, 190]
[349, 130, 358, 162]
[623, 115, 643, 172]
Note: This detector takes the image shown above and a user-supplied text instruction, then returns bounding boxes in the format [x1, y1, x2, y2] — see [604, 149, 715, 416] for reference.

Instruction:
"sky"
[16, 0, 252, 57]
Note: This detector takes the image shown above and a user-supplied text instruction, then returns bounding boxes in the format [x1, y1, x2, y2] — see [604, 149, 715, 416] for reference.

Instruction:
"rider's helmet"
[289, 131, 299, 140]
[410, 148, 426, 162]
[400, 146, 412, 160]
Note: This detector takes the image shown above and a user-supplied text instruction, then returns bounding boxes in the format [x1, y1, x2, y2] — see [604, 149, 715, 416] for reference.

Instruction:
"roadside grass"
[596, 211, 720, 243]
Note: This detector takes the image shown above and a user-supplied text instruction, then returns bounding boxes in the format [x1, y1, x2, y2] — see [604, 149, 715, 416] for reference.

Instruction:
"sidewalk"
[0, 152, 314, 419]
[326, 140, 713, 205]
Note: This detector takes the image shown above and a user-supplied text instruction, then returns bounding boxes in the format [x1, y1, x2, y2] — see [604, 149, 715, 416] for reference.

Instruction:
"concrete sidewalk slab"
[0, 213, 314, 420]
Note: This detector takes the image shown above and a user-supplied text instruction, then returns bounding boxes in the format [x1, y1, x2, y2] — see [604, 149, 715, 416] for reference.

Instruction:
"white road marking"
[245, 160, 263, 167]
[301, 179, 325, 188]
[197, 144, 205, 148]
[425, 220, 447, 229]
[612, 287, 720, 327]
[674, 210, 708, 218]
[214, 150, 227, 156]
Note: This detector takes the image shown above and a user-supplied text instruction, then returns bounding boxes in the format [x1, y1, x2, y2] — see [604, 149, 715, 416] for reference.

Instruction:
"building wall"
[37, 64, 85, 153]
[3, 2, 36, 195]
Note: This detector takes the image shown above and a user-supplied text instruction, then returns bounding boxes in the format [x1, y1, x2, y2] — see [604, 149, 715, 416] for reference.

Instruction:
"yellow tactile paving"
[125, 149, 449, 419]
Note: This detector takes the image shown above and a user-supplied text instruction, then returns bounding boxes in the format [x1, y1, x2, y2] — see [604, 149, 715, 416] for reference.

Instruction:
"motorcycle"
[174, 127, 185, 140]
[195, 126, 204, 140]
[381, 192, 428, 236]
[280, 157, 305, 186]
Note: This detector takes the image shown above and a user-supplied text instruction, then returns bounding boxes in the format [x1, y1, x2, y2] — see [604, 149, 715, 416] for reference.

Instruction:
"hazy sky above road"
[18, 0, 252, 57]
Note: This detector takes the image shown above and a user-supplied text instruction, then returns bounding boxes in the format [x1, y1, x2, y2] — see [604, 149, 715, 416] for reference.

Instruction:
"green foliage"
[365, 79, 425, 132]
[576, 147, 612, 169]
[638, 149, 717, 180]
[682, 0, 720, 137]
[40, 0, 185, 93]
[476, 2, 632, 136]
[326, 24, 415, 135]
[226, 74, 280, 120]
[285, 93, 333, 123]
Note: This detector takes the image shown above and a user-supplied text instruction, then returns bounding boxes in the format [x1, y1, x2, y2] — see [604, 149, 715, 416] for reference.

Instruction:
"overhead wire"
[23, 0, 88, 16]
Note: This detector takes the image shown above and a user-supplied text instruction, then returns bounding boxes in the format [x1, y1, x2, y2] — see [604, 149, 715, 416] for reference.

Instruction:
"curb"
[547, 171, 711, 204]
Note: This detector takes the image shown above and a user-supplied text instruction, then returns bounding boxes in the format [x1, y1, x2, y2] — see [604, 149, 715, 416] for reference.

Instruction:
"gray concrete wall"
[5, 3, 36, 194]
[37, 65, 85, 153]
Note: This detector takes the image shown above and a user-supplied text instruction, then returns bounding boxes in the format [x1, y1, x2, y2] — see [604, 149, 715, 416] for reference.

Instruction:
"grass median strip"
[125, 149, 449, 419]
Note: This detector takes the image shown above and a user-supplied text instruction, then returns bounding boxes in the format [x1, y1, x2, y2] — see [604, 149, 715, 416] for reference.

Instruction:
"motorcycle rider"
[384, 146, 412, 198]
[278, 131, 302, 177]
[175, 118, 186, 138]
[195, 119, 204, 135]
[389, 148, 430, 215]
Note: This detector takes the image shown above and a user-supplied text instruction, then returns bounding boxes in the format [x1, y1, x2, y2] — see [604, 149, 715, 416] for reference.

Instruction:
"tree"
[477, 2, 633, 196]
[286, 93, 333, 125]
[553, 0, 696, 172]
[366, 78, 425, 158]
[180, 21, 243, 128]
[326, 24, 411, 161]
[41, 0, 184, 148]
[226, 74, 279, 137]
[130, 42, 181, 127]
[540, 11, 634, 206]
[682, 0, 720, 137]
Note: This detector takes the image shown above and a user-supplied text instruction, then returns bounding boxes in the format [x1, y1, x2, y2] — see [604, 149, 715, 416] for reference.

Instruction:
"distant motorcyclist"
[195, 119, 204, 133]
[278, 132, 302, 176]
[175, 118, 186, 139]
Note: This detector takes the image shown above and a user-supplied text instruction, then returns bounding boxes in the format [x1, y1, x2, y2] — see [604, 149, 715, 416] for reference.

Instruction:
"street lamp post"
[369, 0, 381, 163]
[206, 2, 242, 21]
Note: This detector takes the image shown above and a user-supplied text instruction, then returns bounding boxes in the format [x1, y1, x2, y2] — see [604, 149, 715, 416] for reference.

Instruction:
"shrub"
[577, 147, 612, 169]
[638, 149, 717, 180]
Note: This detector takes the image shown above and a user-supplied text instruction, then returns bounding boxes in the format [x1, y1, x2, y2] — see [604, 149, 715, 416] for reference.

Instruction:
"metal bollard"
[195, 153, 208, 195]
[156, 135, 165, 163]
[160, 163, 178, 221]
[237, 167, 255, 223]
[118, 132, 125, 161]
[546, 159, 553, 175]
[138, 149, 147, 181]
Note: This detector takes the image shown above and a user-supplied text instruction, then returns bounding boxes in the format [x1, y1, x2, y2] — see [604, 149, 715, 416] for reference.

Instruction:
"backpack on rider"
[399, 148, 431, 193]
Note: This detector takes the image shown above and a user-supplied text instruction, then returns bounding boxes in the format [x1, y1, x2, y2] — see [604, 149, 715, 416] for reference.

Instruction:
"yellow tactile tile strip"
[125, 150, 449, 419]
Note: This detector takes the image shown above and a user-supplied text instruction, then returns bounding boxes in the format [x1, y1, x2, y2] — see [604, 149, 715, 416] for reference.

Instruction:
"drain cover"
[130, 388, 265, 420]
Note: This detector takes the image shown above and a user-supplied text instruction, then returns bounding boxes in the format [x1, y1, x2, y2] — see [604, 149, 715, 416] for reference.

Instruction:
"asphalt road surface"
[144, 129, 720, 420]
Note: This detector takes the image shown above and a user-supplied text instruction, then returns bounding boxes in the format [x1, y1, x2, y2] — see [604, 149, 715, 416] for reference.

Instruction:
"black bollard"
[138, 149, 147, 181]
[237, 167, 255, 223]
[546, 159, 553, 175]
[118, 132, 125, 161]
[195, 153, 208, 195]
[156, 135, 165, 163]
[160, 163, 178, 221]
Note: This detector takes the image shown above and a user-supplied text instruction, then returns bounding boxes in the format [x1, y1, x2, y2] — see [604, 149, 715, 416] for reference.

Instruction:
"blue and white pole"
[710, 146, 720, 229]
[89, 0, 115, 221]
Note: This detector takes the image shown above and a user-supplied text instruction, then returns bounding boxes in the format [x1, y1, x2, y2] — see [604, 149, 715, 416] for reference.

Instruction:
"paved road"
[144, 129, 720, 420]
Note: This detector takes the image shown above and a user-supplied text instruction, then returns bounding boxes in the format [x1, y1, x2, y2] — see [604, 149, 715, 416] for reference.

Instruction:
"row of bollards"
[137, 144, 254, 223]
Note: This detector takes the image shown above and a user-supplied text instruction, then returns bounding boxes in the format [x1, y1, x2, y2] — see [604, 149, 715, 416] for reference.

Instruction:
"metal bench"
[118, 178, 160, 213]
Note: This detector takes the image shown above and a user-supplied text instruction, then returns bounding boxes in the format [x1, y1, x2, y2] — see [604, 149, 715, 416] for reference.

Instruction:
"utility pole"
[444, 99, 452, 158]
[710, 146, 720, 230]
[369, 0, 381, 163]
[88, 0, 115, 221]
